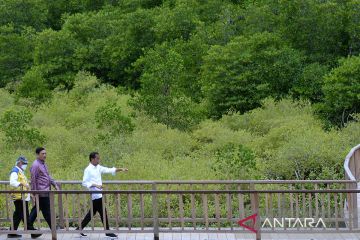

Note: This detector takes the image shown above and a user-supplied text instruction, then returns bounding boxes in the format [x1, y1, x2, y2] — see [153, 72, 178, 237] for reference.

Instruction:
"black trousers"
[29, 196, 52, 229]
[80, 198, 109, 230]
[11, 200, 31, 230]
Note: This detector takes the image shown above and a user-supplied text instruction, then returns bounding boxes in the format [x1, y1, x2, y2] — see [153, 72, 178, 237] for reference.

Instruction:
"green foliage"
[347, 0, 360, 56]
[118, 0, 163, 10]
[69, 71, 100, 103]
[163, 38, 209, 101]
[62, 11, 114, 44]
[0, 25, 35, 88]
[0, 89, 14, 111]
[44, 0, 119, 30]
[16, 67, 52, 105]
[223, 99, 315, 135]
[341, 114, 360, 147]
[193, 3, 243, 46]
[153, 1, 201, 42]
[61, 10, 118, 86]
[0, 109, 45, 148]
[0, 0, 358, 131]
[33, 29, 80, 90]
[201, 32, 303, 118]
[132, 42, 205, 130]
[103, 9, 157, 87]
[318, 56, 360, 126]
[0, 87, 358, 183]
[292, 63, 328, 102]
[240, 3, 279, 35]
[212, 143, 256, 179]
[62, 8, 158, 88]
[192, 0, 236, 24]
[95, 102, 135, 143]
[278, 0, 348, 64]
[215, 99, 347, 180]
[259, 122, 345, 180]
[0, 0, 48, 31]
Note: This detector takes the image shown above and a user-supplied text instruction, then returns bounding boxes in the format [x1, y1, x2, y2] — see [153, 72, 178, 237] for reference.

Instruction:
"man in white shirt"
[76, 152, 128, 238]
[8, 156, 41, 239]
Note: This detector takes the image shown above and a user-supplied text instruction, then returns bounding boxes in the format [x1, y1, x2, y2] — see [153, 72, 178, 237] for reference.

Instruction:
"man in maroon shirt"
[28, 147, 59, 238]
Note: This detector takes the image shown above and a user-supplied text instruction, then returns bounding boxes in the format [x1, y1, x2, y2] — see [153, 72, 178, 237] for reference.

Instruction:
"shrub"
[95, 102, 135, 143]
[212, 143, 256, 180]
[0, 109, 45, 148]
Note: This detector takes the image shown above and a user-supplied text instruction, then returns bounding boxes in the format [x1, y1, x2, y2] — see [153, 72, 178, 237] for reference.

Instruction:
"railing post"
[152, 183, 159, 240]
[250, 184, 261, 240]
[49, 191, 57, 240]
[57, 183, 64, 229]
[354, 148, 360, 229]
[22, 193, 27, 230]
[352, 182, 358, 229]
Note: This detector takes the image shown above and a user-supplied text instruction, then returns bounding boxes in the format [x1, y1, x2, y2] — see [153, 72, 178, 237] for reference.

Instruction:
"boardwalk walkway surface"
[1, 232, 360, 240]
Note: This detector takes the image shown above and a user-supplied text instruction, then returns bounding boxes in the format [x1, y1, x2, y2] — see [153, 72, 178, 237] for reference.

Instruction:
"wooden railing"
[0, 180, 359, 240]
[344, 144, 360, 228]
[344, 144, 360, 181]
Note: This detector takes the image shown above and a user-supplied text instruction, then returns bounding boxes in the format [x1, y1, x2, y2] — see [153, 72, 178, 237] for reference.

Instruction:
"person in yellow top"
[8, 156, 41, 239]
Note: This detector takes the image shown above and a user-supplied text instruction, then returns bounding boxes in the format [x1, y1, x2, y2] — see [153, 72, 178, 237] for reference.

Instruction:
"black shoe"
[7, 234, 22, 238]
[28, 226, 42, 239]
[31, 233, 42, 239]
[105, 233, 118, 238]
[75, 227, 87, 237]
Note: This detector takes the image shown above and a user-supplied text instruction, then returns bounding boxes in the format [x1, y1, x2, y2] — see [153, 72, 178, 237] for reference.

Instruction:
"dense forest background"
[0, 0, 359, 181]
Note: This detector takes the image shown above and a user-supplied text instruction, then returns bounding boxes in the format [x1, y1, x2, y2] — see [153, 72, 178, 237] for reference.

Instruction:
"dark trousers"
[29, 197, 52, 229]
[80, 198, 109, 230]
[11, 200, 31, 230]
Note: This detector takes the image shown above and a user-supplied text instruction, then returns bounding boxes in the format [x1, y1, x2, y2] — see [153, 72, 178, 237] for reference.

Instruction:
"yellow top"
[9, 167, 30, 201]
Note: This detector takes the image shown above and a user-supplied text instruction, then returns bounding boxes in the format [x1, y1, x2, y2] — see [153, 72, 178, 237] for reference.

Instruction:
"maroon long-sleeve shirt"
[30, 159, 57, 197]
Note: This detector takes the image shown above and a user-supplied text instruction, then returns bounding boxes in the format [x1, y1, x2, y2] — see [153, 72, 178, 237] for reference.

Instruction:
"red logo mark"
[238, 213, 257, 233]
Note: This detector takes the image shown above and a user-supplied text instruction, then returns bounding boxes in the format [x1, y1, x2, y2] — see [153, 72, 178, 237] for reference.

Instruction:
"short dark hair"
[89, 152, 99, 161]
[35, 147, 45, 154]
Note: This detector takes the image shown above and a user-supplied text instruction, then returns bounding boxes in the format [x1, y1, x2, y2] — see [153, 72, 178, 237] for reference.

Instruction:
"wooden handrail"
[344, 144, 360, 181]
[0, 179, 356, 185]
[2, 189, 360, 194]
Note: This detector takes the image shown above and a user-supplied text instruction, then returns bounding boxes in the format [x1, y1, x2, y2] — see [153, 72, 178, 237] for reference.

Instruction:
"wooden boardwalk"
[2, 232, 360, 240]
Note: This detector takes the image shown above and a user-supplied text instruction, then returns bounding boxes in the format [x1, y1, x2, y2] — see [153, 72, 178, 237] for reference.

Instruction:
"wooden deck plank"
[217, 233, 228, 240]
[190, 232, 200, 240]
[207, 233, 218, 240]
[172, 232, 182, 240]
[225, 233, 236, 240]
[182, 232, 191, 240]
[199, 233, 209, 240]
[4, 232, 360, 240]
[161, 233, 172, 240]
[117, 234, 126, 240]
[90, 233, 101, 240]
[126, 233, 136, 240]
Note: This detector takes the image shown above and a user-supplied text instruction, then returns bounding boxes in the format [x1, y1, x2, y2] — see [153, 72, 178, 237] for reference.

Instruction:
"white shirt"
[10, 166, 30, 201]
[82, 163, 116, 200]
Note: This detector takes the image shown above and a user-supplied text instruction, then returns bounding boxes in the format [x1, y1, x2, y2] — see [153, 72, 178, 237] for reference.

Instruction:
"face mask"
[22, 164, 27, 171]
